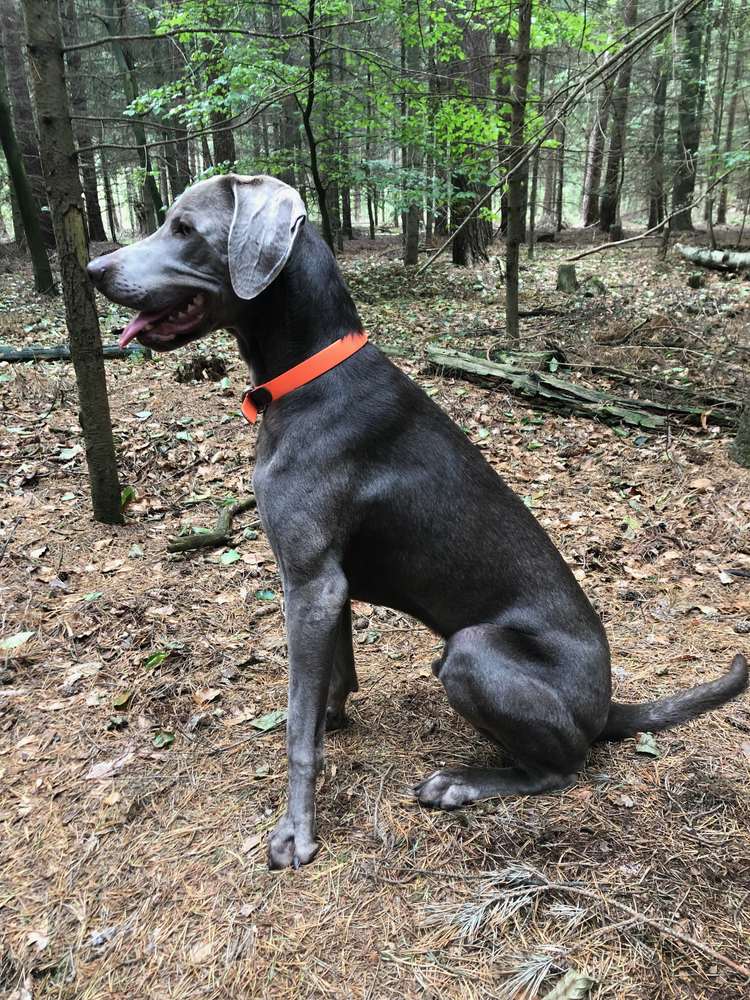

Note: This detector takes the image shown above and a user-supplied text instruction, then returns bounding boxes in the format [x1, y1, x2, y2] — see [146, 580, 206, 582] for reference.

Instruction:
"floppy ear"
[227, 176, 306, 300]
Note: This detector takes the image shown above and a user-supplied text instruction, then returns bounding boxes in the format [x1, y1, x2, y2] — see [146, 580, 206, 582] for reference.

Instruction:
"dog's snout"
[87, 255, 112, 288]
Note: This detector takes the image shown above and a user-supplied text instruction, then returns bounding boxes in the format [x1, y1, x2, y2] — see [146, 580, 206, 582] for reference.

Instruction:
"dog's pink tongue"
[118, 309, 165, 348]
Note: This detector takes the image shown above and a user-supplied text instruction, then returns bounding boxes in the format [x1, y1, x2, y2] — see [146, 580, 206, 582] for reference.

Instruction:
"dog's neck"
[231, 225, 362, 385]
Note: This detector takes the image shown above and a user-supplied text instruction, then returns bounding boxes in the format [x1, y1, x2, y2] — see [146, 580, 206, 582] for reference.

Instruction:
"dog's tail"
[600, 653, 748, 741]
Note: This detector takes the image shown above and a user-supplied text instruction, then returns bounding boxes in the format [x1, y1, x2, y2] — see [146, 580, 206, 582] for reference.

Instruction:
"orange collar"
[241, 331, 369, 424]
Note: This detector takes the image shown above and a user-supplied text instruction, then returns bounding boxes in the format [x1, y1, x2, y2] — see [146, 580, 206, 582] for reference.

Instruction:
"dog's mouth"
[118, 293, 210, 350]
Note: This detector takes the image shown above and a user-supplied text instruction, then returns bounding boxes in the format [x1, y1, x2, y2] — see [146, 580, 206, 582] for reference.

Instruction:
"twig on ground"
[167, 497, 256, 553]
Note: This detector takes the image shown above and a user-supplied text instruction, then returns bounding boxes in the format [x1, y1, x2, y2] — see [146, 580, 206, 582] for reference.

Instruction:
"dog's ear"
[227, 176, 306, 300]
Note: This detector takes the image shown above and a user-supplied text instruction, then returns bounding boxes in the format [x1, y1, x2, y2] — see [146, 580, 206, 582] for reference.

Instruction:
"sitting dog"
[88, 174, 748, 869]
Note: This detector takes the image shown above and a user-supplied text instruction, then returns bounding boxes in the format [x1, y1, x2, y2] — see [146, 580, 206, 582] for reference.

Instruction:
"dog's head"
[87, 174, 306, 351]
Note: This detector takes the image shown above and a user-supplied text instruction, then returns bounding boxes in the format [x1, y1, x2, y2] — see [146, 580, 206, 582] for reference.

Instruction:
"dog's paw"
[414, 768, 479, 810]
[267, 814, 319, 870]
[325, 707, 349, 732]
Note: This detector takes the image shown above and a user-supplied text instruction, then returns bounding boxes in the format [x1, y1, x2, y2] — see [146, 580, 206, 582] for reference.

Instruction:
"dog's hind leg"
[416, 624, 600, 809]
[326, 601, 358, 731]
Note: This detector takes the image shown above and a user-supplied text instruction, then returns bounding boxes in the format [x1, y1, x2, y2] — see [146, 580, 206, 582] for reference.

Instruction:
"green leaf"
[220, 549, 241, 566]
[541, 970, 596, 1000]
[144, 649, 170, 670]
[249, 708, 287, 732]
[0, 630, 34, 651]
[83, 591, 102, 602]
[175, 430, 193, 442]
[254, 588, 276, 601]
[153, 730, 175, 749]
[635, 732, 659, 758]
[112, 690, 133, 710]
[120, 485, 136, 511]
[107, 714, 128, 730]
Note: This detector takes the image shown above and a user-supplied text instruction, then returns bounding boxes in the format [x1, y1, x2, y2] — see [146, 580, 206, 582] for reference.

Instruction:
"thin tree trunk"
[581, 66, 612, 226]
[103, 0, 164, 232]
[23, 0, 123, 524]
[62, 0, 107, 241]
[555, 117, 566, 232]
[298, 0, 334, 250]
[506, 0, 532, 347]
[0, 0, 54, 247]
[0, 52, 54, 292]
[403, 0, 421, 265]
[100, 148, 118, 241]
[648, 35, 668, 228]
[599, 0, 637, 232]
[527, 49, 547, 257]
[705, 0, 730, 238]
[671, 9, 705, 230]
[716, 41, 741, 225]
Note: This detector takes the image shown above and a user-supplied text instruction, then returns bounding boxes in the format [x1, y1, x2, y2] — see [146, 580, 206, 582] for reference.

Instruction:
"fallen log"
[167, 496, 257, 553]
[675, 244, 750, 272]
[0, 342, 150, 362]
[426, 346, 739, 430]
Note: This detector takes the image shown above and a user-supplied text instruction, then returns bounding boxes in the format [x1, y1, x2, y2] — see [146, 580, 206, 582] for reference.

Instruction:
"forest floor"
[1, 227, 749, 1000]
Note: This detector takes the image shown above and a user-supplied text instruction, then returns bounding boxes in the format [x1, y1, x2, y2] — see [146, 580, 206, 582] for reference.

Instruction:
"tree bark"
[22, 0, 123, 524]
[647, 36, 668, 229]
[506, 0, 532, 347]
[599, 0, 637, 232]
[527, 49, 546, 258]
[62, 0, 107, 241]
[0, 0, 54, 247]
[581, 65, 612, 226]
[717, 41, 741, 225]
[671, 9, 704, 230]
[0, 51, 54, 292]
[103, 0, 164, 233]
[402, 0, 421, 265]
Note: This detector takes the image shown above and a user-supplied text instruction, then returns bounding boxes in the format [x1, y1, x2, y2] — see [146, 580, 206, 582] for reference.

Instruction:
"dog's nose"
[87, 255, 111, 288]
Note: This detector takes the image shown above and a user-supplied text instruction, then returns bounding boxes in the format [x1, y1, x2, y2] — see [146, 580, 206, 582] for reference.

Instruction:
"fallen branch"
[426, 346, 739, 429]
[0, 343, 150, 362]
[167, 497, 257, 553]
[674, 244, 750, 272]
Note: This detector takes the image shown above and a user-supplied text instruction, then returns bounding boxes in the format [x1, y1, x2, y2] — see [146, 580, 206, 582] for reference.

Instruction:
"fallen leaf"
[193, 687, 221, 705]
[241, 831, 263, 854]
[112, 690, 133, 710]
[541, 970, 596, 999]
[635, 732, 659, 758]
[249, 708, 287, 732]
[0, 631, 34, 651]
[26, 930, 49, 952]
[85, 747, 136, 780]
[153, 730, 175, 749]
[188, 940, 213, 964]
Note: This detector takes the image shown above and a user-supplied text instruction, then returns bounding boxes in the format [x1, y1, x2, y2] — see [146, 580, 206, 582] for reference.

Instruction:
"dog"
[88, 174, 748, 869]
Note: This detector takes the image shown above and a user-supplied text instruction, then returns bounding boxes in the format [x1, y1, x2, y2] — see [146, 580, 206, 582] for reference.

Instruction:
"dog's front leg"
[268, 566, 348, 870]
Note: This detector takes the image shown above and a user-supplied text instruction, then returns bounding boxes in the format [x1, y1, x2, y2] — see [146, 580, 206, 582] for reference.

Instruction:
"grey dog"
[88, 174, 748, 870]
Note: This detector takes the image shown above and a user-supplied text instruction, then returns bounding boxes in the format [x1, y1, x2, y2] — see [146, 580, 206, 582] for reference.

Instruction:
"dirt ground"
[1, 230, 749, 999]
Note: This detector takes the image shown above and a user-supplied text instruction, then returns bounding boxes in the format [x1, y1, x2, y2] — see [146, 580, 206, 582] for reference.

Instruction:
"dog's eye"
[175, 220, 193, 237]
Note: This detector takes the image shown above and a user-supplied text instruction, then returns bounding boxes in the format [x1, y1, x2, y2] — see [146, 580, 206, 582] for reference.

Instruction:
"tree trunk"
[647, 41, 668, 228]
[0, 51, 55, 292]
[581, 65, 612, 226]
[599, 0, 637, 232]
[506, 0, 532, 347]
[103, 0, 164, 232]
[402, 0, 421, 265]
[100, 149, 118, 241]
[23, 0, 123, 524]
[61, 0, 107, 241]
[671, 9, 704, 231]
[0, 0, 54, 247]
[298, 0, 334, 251]
[555, 116, 566, 232]
[705, 0, 730, 236]
[527, 49, 546, 258]
[717, 42, 741, 225]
